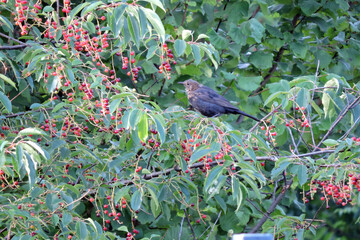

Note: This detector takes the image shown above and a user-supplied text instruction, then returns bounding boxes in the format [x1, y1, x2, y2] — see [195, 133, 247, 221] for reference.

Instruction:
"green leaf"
[271, 161, 291, 179]
[138, 112, 148, 142]
[191, 44, 201, 65]
[204, 165, 224, 193]
[232, 176, 247, 211]
[0, 91, 12, 112]
[24, 152, 36, 188]
[296, 88, 310, 108]
[70, 2, 90, 20]
[131, 189, 142, 210]
[248, 18, 265, 43]
[297, 165, 308, 187]
[263, 91, 288, 107]
[141, 7, 165, 43]
[81, 1, 104, 16]
[76, 221, 88, 239]
[0, 74, 17, 90]
[0, 15, 14, 31]
[15, 145, 24, 174]
[114, 186, 130, 204]
[228, 23, 246, 46]
[174, 39, 186, 56]
[43, 6, 54, 12]
[62, 212, 72, 226]
[190, 142, 221, 164]
[208, 29, 229, 49]
[140, 0, 165, 12]
[299, 0, 321, 16]
[290, 42, 308, 59]
[128, 14, 140, 46]
[19, 128, 45, 136]
[111, 4, 127, 38]
[323, 139, 339, 147]
[109, 98, 121, 114]
[236, 76, 262, 91]
[249, 51, 273, 69]
[154, 115, 165, 143]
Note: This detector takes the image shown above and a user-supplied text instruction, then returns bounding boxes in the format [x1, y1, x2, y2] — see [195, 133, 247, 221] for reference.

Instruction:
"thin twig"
[0, 32, 30, 46]
[179, 213, 185, 240]
[250, 47, 284, 96]
[340, 115, 360, 140]
[184, 209, 197, 240]
[283, 112, 299, 155]
[215, 0, 230, 32]
[205, 210, 222, 240]
[316, 94, 360, 149]
[250, 178, 294, 233]
[246, 200, 274, 221]
[181, 3, 188, 26]
[74, 163, 97, 185]
[306, 200, 325, 229]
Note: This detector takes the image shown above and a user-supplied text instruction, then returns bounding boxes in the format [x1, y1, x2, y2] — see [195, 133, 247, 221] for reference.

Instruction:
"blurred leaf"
[174, 39, 186, 56]
[190, 142, 221, 164]
[323, 139, 339, 147]
[141, 7, 165, 42]
[131, 189, 142, 210]
[138, 112, 148, 142]
[0, 74, 17, 90]
[0, 91, 12, 112]
[299, 0, 321, 15]
[204, 165, 224, 193]
[249, 52, 273, 69]
[140, 0, 165, 12]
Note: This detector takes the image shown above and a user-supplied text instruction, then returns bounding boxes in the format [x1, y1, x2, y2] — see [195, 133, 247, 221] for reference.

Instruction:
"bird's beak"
[178, 82, 185, 85]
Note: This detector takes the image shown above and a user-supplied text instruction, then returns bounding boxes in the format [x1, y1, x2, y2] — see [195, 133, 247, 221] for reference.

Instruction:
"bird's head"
[179, 79, 201, 92]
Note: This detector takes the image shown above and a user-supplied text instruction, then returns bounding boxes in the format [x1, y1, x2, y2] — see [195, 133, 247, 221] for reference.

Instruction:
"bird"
[179, 79, 260, 122]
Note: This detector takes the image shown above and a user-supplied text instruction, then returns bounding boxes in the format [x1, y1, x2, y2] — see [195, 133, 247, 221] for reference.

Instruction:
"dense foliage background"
[1, 0, 360, 239]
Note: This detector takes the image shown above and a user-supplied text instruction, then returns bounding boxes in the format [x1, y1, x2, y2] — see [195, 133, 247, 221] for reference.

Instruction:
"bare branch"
[250, 178, 294, 233]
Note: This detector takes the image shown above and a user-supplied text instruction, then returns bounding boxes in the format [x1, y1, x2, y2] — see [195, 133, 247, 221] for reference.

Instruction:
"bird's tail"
[226, 107, 260, 122]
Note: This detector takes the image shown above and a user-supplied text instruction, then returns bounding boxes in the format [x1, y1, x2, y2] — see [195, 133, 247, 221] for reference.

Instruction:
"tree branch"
[184, 209, 196, 240]
[250, 178, 294, 233]
[316, 94, 360, 149]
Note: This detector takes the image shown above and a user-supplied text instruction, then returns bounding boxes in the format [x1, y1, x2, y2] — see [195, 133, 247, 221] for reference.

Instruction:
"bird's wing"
[193, 86, 238, 109]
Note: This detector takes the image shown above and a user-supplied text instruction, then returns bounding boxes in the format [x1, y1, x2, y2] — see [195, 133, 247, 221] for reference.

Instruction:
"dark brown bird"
[179, 79, 259, 121]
